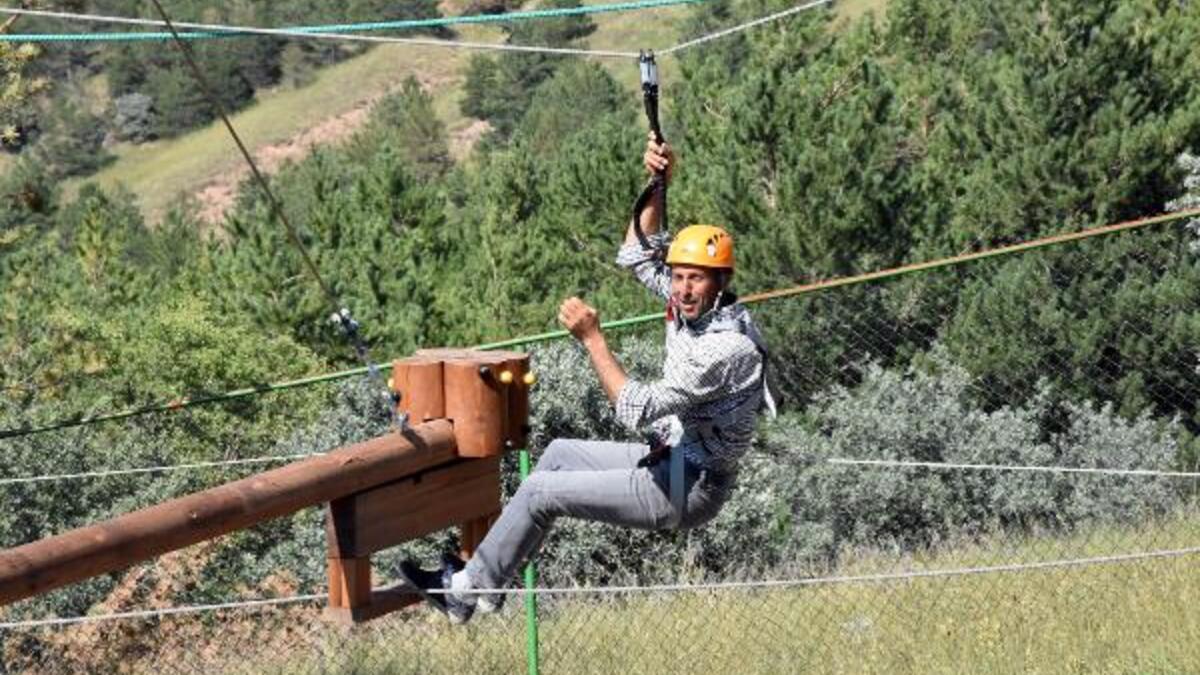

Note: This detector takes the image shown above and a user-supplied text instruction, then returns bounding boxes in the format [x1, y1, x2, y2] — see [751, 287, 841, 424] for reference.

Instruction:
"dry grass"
[5, 509, 1194, 673]
[90, 511, 1200, 674]
[363, 512, 1200, 674]
[833, 0, 891, 26]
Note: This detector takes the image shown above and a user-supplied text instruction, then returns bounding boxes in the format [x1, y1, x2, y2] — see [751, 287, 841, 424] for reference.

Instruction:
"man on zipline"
[400, 133, 774, 623]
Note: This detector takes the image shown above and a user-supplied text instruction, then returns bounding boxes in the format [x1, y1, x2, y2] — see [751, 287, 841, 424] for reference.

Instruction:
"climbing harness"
[631, 50, 668, 256]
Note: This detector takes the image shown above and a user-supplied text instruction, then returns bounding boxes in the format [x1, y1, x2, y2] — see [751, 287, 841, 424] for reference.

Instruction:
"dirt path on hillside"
[192, 74, 485, 225]
[191, 98, 373, 224]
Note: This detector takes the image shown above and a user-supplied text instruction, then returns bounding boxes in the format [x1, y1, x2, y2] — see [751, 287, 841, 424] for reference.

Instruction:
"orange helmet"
[666, 224, 734, 270]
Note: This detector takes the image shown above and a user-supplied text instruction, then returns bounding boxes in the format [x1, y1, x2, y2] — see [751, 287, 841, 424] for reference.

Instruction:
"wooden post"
[416, 349, 532, 452]
[505, 355, 532, 450]
[444, 358, 508, 457]
[459, 513, 498, 560]
[323, 456, 503, 623]
[328, 557, 371, 610]
[392, 357, 444, 423]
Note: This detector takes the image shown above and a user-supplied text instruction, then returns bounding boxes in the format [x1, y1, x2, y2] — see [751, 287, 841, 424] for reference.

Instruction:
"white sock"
[450, 570, 476, 606]
[477, 593, 501, 613]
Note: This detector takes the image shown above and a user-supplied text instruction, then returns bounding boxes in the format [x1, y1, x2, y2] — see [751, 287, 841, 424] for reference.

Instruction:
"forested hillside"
[1, 0, 1199, 643]
[1, 0, 446, 169]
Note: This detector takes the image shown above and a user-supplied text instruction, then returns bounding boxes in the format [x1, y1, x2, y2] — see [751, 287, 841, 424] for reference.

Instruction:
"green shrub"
[506, 339, 1187, 583]
[761, 354, 1183, 562]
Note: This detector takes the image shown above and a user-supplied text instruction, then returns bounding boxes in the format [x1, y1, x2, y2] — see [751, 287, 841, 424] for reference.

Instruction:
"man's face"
[670, 264, 723, 320]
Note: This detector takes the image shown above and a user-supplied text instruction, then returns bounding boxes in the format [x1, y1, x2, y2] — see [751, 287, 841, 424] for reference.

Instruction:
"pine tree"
[209, 142, 451, 359]
[350, 76, 452, 180]
[0, 41, 47, 148]
[460, 0, 598, 142]
[33, 98, 114, 179]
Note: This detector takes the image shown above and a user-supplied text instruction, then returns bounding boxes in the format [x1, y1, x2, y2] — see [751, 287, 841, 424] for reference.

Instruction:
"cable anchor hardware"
[330, 308, 408, 432]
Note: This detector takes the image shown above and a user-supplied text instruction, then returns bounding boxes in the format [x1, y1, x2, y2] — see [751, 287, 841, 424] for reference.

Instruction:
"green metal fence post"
[518, 449, 541, 675]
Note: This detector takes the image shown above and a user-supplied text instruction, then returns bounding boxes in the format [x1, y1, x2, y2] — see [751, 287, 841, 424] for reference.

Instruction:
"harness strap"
[631, 175, 666, 254]
[668, 446, 686, 528]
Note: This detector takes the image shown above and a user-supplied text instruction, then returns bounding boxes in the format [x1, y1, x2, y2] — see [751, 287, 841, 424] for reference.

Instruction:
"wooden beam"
[325, 456, 501, 559]
[0, 420, 456, 607]
[393, 357, 444, 423]
[417, 348, 530, 455]
[324, 583, 421, 625]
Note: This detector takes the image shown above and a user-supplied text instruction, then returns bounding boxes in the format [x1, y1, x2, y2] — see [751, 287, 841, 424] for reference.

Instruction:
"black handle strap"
[633, 50, 667, 256]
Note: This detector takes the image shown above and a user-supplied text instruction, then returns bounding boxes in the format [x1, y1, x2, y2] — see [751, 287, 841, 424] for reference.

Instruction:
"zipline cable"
[0, 454, 323, 486]
[144, 0, 334, 308]
[739, 207, 1200, 305]
[0, 594, 327, 629]
[4, 205, 1199, 441]
[0, 0, 832, 58]
[11, 446, 1200, 487]
[659, 0, 833, 56]
[0, 0, 706, 42]
[827, 458, 1200, 479]
[0, 5, 638, 57]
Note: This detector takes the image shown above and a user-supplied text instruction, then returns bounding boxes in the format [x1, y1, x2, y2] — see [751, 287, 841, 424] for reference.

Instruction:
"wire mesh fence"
[2, 220, 1199, 672]
[3, 505, 1200, 674]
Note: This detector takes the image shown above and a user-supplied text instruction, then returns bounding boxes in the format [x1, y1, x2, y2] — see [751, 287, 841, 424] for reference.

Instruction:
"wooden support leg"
[328, 556, 372, 610]
[326, 555, 422, 625]
[459, 512, 498, 560]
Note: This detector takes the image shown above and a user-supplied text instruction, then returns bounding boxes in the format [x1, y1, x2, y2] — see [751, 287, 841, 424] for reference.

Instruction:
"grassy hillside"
[836, 0, 890, 23]
[68, 3, 685, 221]
[73, 41, 474, 221]
[65, 0, 888, 223]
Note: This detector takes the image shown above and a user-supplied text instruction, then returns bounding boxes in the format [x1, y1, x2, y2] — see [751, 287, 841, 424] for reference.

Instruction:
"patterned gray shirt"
[613, 233, 772, 473]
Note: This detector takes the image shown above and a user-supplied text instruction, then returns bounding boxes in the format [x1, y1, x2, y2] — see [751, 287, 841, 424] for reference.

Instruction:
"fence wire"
[3, 511, 1200, 674]
[2, 221, 1199, 673]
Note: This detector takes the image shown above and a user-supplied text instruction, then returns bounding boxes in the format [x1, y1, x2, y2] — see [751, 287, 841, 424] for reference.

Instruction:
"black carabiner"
[640, 50, 664, 144]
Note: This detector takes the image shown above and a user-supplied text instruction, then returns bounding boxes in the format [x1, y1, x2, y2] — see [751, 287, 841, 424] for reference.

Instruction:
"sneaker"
[441, 553, 505, 614]
[398, 557, 475, 625]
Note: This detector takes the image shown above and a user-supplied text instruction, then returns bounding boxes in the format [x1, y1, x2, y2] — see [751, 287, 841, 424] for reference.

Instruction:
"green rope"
[0, 0, 706, 43]
[0, 369, 372, 440]
[3, 206, 1196, 441]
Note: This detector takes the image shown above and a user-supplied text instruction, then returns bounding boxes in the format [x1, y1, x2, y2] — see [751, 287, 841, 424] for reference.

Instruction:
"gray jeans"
[464, 438, 736, 589]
